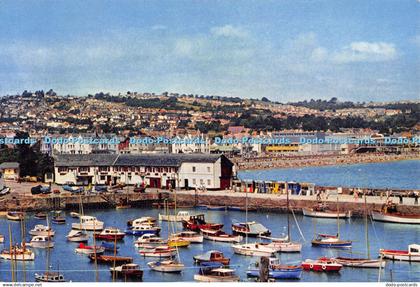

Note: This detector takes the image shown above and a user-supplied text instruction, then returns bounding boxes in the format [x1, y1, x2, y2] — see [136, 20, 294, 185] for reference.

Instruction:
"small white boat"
[231, 242, 276, 257]
[127, 216, 157, 227]
[70, 212, 80, 218]
[0, 246, 35, 261]
[201, 229, 243, 243]
[35, 272, 65, 282]
[171, 231, 203, 243]
[372, 211, 420, 224]
[67, 230, 89, 242]
[232, 221, 271, 237]
[194, 267, 240, 282]
[380, 244, 420, 262]
[302, 207, 351, 219]
[134, 234, 166, 248]
[29, 225, 55, 237]
[335, 257, 386, 268]
[6, 211, 25, 221]
[148, 260, 185, 273]
[159, 211, 191, 222]
[75, 243, 105, 255]
[110, 263, 143, 279]
[72, 215, 104, 231]
[139, 245, 177, 258]
[29, 236, 54, 248]
[270, 241, 302, 253]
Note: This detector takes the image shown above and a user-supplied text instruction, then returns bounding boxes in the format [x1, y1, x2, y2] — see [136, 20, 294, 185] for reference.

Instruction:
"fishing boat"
[134, 234, 166, 248]
[311, 234, 352, 248]
[193, 250, 230, 265]
[182, 214, 223, 232]
[247, 257, 302, 279]
[232, 242, 277, 257]
[66, 230, 89, 242]
[231, 221, 271, 237]
[380, 244, 420, 262]
[127, 216, 157, 227]
[28, 235, 54, 248]
[171, 231, 203, 243]
[110, 263, 143, 279]
[35, 272, 66, 282]
[34, 212, 47, 219]
[88, 254, 133, 264]
[194, 266, 240, 282]
[148, 260, 185, 273]
[302, 204, 351, 219]
[125, 224, 161, 236]
[6, 211, 25, 221]
[101, 241, 120, 251]
[94, 227, 125, 241]
[159, 211, 191, 222]
[335, 194, 385, 268]
[372, 211, 420, 224]
[75, 243, 105, 255]
[302, 257, 343, 272]
[201, 229, 243, 243]
[51, 216, 66, 224]
[139, 245, 177, 258]
[72, 215, 104, 231]
[29, 224, 55, 237]
[0, 246, 35, 261]
[167, 237, 190, 248]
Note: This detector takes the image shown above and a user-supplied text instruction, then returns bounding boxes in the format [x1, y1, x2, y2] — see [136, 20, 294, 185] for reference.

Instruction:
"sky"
[0, 0, 418, 102]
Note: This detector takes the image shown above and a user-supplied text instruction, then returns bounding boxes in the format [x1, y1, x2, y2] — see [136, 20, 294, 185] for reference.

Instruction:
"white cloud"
[332, 41, 397, 63]
[210, 25, 248, 38]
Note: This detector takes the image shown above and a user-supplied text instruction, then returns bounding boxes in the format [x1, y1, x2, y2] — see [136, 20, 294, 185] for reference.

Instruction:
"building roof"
[55, 153, 225, 167]
[0, 162, 20, 169]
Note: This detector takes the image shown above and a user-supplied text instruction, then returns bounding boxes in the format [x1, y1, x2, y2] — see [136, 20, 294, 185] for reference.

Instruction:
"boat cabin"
[409, 244, 420, 254]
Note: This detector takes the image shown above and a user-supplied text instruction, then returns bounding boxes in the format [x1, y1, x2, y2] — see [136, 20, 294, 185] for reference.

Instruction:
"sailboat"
[1, 217, 34, 261]
[148, 197, 185, 272]
[311, 195, 352, 249]
[336, 194, 386, 268]
[67, 195, 90, 242]
[232, 181, 277, 256]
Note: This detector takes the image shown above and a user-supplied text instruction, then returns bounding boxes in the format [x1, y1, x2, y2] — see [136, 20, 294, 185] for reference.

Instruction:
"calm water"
[239, 160, 420, 190]
[0, 208, 419, 282]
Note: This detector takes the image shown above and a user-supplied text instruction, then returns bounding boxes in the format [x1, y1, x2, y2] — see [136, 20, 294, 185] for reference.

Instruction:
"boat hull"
[247, 267, 302, 279]
[335, 257, 386, 268]
[372, 211, 420, 224]
[203, 234, 242, 243]
[72, 222, 104, 231]
[302, 262, 342, 272]
[29, 242, 54, 248]
[94, 234, 125, 241]
[302, 208, 351, 219]
[312, 240, 352, 249]
[380, 250, 420, 262]
[194, 274, 240, 282]
[158, 214, 190, 222]
[125, 229, 159, 236]
[1, 251, 35, 261]
[148, 261, 184, 273]
[232, 244, 276, 257]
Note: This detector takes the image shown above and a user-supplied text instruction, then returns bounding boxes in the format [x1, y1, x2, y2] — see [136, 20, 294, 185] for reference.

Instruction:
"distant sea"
[238, 160, 420, 190]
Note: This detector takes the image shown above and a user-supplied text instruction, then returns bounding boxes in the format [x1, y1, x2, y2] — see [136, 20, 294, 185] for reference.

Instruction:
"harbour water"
[239, 160, 420, 190]
[0, 207, 419, 282]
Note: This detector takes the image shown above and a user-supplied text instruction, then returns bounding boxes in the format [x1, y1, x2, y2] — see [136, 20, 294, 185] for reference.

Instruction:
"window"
[207, 179, 211, 186]
[200, 179, 204, 185]
[193, 179, 196, 185]
[192, 166, 196, 172]
[58, 167, 68, 173]
[79, 167, 89, 172]
[100, 176, 105, 181]
[207, 167, 211, 172]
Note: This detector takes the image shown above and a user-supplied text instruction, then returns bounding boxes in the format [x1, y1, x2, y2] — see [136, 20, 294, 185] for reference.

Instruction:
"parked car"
[92, 185, 108, 193]
[62, 185, 84, 193]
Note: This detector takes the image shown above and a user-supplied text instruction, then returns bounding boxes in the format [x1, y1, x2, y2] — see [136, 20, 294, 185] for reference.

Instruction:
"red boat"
[302, 257, 342, 272]
[93, 227, 125, 241]
[182, 214, 223, 232]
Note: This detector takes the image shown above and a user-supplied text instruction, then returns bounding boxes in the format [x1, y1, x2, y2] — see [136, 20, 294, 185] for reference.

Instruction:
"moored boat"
[0, 246, 35, 261]
[66, 230, 89, 242]
[139, 245, 177, 258]
[101, 241, 120, 251]
[167, 237, 190, 248]
[194, 266, 239, 282]
[89, 254, 133, 264]
[148, 260, 185, 273]
[171, 231, 203, 243]
[335, 257, 386, 268]
[134, 234, 166, 248]
[182, 214, 223, 232]
[270, 241, 302, 253]
[247, 257, 302, 279]
[311, 234, 352, 249]
[193, 250, 230, 265]
[228, 206, 257, 212]
[201, 229, 242, 243]
[159, 211, 191, 222]
[75, 243, 105, 255]
[125, 224, 161, 236]
[371, 211, 420, 224]
[28, 235, 54, 248]
[34, 212, 47, 219]
[302, 207, 351, 219]
[127, 216, 157, 227]
[205, 205, 226, 211]
[231, 242, 276, 257]
[51, 216, 66, 224]
[302, 257, 342, 272]
[70, 212, 80, 218]
[110, 263, 143, 279]
[231, 221, 271, 237]
[94, 227, 125, 241]
[380, 244, 420, 262]
[7, 211, 25, 221]
[29, 224, 55, 237]
[72, 215, 104, 231]
[35, 272, 66, 282]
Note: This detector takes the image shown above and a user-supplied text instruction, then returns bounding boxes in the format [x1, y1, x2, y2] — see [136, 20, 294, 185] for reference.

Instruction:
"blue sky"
[0, 0, 418, 102]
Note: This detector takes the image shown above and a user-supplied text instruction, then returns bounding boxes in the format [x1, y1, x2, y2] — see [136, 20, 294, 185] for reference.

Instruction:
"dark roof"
[0, 162, 20, 169]
[55, 154, 225, 167]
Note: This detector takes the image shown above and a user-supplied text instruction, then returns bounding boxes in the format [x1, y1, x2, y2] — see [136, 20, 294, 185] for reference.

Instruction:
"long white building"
[54, 153, 233, 190]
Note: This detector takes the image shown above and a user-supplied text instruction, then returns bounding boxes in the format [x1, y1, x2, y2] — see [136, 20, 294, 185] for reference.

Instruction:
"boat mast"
[337, 194, 340, 238]
[245, 181, 248, 244]
[287, 183, 291, 242]
[9, 223, 15, 282]
[364, 192, 370, 259]
[21, 215, 27, 282]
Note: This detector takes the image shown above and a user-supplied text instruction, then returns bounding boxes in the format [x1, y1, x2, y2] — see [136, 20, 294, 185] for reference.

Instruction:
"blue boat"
[247, 258, 302, 280]
[100, 242, 120, 251]
[125, 225, 160, 236]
